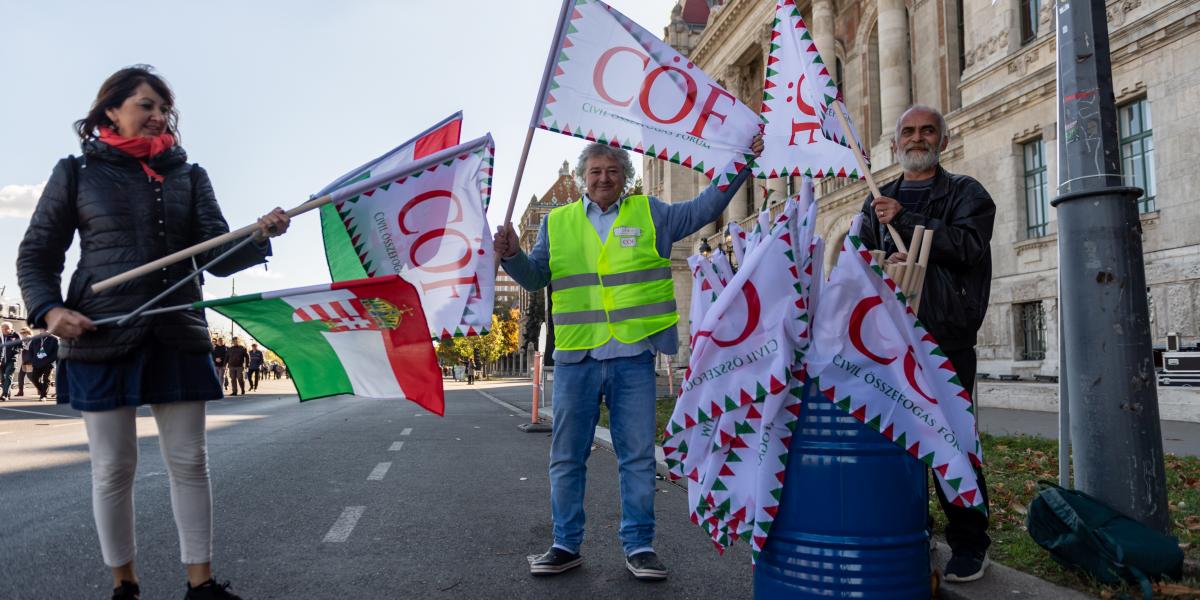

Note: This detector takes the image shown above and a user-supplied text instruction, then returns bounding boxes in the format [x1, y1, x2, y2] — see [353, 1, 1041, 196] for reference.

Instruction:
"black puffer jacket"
[858, 166, 996, 351]
[17, 140, 271, 361]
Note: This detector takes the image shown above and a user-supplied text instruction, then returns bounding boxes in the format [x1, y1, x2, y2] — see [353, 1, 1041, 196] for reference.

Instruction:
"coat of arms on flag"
[291, 297, 418, 333]
[210, 275, 445, 415]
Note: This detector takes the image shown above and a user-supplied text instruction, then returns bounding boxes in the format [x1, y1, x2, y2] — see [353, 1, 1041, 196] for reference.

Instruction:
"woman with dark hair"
[17, 65, 289, 600]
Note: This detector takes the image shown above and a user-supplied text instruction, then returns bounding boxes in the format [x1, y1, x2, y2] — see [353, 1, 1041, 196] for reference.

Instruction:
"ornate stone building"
[646, 0, 1200, 403]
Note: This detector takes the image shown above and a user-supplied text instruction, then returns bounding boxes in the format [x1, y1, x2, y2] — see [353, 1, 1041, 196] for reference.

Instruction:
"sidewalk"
[470, 378, 1098, 599]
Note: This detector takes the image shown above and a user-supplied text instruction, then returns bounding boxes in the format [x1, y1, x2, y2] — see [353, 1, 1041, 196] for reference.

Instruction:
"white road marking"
[388, 441, 405, 451]
[400, 427, 412, 436]
[0, 407, 78, 419]
[367, 462, 392, 480]
[322, 506, 365, 543]
[474, 389, 525, 414]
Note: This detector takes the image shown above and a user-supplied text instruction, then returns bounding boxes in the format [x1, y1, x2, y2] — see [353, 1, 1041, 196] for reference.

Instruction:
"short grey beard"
[897, 146, 940, 172]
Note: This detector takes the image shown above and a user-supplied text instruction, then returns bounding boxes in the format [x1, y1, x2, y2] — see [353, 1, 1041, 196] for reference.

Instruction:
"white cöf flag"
[804, 214, 985, 511]
[755, 0, 864, 181]
[326, 135, 496, 339]
[534, 0, 761, 191]
[664, 200, 817, 564]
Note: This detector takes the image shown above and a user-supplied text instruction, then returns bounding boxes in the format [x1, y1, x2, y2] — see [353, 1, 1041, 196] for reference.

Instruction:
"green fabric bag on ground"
[1026, 481, 1183, 600]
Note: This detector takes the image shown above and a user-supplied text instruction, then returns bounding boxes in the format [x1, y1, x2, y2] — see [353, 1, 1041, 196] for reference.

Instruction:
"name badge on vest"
[614, 226, 641, 247]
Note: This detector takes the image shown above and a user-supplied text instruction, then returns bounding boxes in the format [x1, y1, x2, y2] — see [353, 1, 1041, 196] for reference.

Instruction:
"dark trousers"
[1, 362, 14, 397]
[248, 368, 260, 389]
[17, 368, 28, 395]
[229, 368, 245, 395]
[31, 366, 52, 397]
[935, 347, 991, 555]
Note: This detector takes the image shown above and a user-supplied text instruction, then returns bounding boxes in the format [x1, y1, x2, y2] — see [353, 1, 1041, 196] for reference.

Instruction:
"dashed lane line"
[388, 441, 405, 451]
[367, 462, 392, 481]
[322, 506, 365, 543]
[400, 427, 412, 436]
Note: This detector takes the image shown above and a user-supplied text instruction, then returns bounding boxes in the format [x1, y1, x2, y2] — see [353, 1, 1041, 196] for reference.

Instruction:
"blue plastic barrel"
[754, 381, 929, 599]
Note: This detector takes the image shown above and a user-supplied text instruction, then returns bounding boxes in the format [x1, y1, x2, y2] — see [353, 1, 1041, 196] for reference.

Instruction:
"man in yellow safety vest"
[494, 135, 763, 581]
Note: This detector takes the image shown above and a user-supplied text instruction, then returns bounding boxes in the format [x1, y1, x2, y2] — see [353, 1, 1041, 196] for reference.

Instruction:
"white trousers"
[82, 402, 213, 567]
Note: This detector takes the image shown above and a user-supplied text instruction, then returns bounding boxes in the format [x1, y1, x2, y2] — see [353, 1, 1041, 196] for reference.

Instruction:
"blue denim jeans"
[549, 351, 658, 556]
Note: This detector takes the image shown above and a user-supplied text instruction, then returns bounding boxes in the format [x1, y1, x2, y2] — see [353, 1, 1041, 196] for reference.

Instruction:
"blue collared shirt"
[501, 170, 750, 363]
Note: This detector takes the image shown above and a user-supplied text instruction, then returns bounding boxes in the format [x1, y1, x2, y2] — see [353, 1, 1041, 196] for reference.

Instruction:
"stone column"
[811, 0, 836, 71]
[877, 0, 911, 145]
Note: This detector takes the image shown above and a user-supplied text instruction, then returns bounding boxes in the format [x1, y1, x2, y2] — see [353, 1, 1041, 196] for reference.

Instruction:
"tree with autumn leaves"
[436, 309, 520, 377]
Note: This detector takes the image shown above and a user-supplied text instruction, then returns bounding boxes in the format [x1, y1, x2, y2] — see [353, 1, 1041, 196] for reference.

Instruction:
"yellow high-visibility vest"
[547, 196, 678, 350]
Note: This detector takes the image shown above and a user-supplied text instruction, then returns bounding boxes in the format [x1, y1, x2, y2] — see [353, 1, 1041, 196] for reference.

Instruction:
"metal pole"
[229, 279, 236, 341]
[1052, 0, 1167, 531]
[1057, 261, 1071, 487]
[117, 234, 260, 326]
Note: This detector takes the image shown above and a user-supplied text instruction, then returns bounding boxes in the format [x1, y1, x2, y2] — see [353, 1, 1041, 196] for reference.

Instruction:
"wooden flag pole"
[92, 135, 494, 294]
[830, 102, 908, 256]
[502, 0, 573, 228]
[901, 224, 926, 296]
[912, 228, 935, 313]
[91, 193, 333, 294]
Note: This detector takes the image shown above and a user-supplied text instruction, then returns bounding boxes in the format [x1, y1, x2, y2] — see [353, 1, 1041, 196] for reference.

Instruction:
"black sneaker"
[527, 546, 583, 576]
[184, 579, 242, 600]
[112, 580, 140, 600]
[625, 551, 668, 581]
[943, 549, 988, 582]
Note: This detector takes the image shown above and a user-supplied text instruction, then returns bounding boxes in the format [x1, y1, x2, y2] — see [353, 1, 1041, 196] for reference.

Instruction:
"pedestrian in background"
[16, 65, 290, 600]
[211, 337, 228, 391]
[246, 343, 263, 391]
[16, 326, 33, 397]
[27, 330, 58, 401]
[226, 337, 247, 396]
[0, 322, 19, 400]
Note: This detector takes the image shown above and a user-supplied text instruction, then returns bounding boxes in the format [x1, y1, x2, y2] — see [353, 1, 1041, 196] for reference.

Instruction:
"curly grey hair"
[574, 143, 635, 193]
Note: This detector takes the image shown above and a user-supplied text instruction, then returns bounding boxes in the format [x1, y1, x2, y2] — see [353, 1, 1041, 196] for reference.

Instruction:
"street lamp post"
[1051, 0, 1168, 531]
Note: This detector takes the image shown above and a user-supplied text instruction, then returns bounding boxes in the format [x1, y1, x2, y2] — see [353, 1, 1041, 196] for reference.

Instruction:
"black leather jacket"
[17, 140, 271, 361]
[858, 166, 996, 351]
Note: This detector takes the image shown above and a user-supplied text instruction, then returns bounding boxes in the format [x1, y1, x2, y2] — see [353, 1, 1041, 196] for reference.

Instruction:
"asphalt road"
[0, 379, 752, 600]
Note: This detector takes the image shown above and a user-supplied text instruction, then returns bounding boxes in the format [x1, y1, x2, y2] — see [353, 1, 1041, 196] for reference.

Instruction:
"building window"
[1119, 98, 1156, 213]
[835, 57, 844, 97]
[1020, 0, 1039, 45]
[1016, 301, 1046, 361]
[1022, 138, 1049, 238]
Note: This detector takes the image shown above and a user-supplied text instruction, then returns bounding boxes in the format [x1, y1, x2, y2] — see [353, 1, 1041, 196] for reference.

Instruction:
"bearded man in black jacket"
[858, 105, 996, 583]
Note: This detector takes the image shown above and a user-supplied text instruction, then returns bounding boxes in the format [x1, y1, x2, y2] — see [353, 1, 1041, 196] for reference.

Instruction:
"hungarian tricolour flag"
[804, 215, 985, 510]
[534, 0, 761, 190]
[756, 0, 863, 180]
[322, 134, 497, 340]
[209, 275, 444, 415]
[319, 112, 463, 282]
[664, 196, 820, 563]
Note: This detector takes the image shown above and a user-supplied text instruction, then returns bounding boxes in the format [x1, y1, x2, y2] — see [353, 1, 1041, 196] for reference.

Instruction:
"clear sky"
[0, 0, 677, 332]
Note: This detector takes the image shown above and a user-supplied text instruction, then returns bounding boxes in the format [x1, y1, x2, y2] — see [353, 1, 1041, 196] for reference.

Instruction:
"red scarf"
[98, 126, 176, 182]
